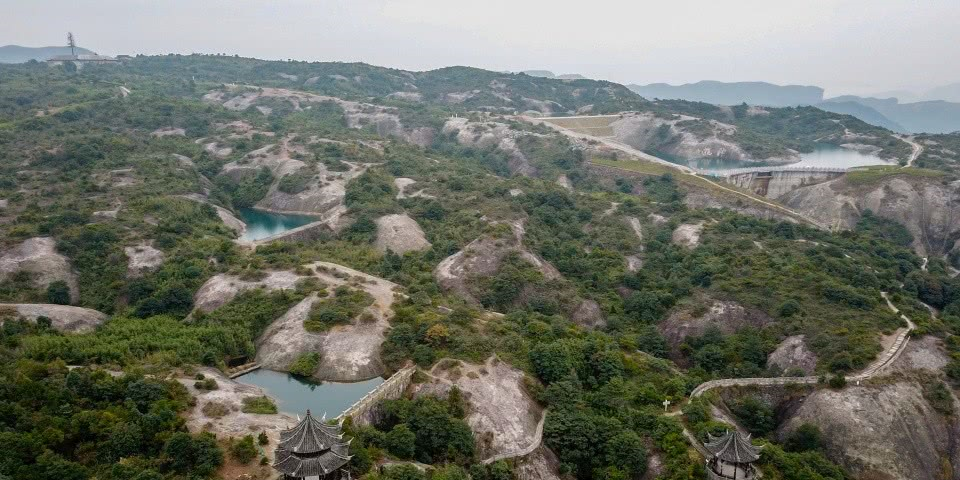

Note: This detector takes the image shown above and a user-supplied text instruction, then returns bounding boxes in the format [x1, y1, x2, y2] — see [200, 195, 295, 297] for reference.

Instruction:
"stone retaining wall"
[339, 366, 415, 426]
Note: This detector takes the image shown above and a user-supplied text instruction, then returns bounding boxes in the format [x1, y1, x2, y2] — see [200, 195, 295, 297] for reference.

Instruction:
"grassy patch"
[304, 285, 375, 332]
[845, 165, 946, 186]
[241, 395, 278, 414]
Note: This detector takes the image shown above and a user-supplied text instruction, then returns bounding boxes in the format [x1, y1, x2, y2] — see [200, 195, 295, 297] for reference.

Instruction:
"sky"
[3, 0, 958, 97]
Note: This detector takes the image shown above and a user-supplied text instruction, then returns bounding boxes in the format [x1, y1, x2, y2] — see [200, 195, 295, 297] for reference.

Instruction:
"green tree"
[385, 424, 416, 459]
[46, 281, 71, 305]
[231, 435, 258, 464]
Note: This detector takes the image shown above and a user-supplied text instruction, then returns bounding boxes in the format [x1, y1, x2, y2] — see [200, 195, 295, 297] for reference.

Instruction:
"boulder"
[374, 214, 431, 255]
[0, 303, 106, 333]
[0, 237, 79, 303]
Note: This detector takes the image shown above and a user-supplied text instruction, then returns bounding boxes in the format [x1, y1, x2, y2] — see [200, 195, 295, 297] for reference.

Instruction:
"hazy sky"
[3, 0, 958, 96]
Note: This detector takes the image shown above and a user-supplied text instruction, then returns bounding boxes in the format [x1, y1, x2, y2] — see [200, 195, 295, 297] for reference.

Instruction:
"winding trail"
[679, 291, 916, 456]
[899, 135, 924, 168]
[521, 115, 827, 229]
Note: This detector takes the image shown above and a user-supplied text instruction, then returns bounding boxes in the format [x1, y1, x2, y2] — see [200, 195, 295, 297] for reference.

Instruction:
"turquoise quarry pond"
[661, 145, 894, 173]
[237, 208, 318, 242]
[236, 369, 384, 417]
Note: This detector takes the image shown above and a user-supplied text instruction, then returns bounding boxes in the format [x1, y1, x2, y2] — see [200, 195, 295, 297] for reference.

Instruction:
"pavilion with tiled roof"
[704, 430, 761, 479]
[273, 410, 352, 480]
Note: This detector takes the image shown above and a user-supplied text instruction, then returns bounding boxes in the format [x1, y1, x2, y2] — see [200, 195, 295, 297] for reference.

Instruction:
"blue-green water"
[238, 208, 318, 242]
[235, 369, 384, 417]
[660, 144, 893, 173]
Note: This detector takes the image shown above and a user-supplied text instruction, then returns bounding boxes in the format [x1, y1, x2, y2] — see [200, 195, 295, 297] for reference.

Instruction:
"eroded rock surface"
[177, 368, 295, 459]
[434, 221, 560, 305]
[443, 117, 537, 176]
[193, 270, 303, 312]
[0, 303, 106, 333]
[124, 244, 164, 278]
[413, 357, 543, 459]
[671, 222, 704, 249]
[374, 214, 431, 255]
[255, 261, 399, 381]
[659, 299, 774, 362]
[767, 335, 817, 375]
[776, 337, 960, 480]
[0, 237, 79, 303]
[781, 175, 960, 257]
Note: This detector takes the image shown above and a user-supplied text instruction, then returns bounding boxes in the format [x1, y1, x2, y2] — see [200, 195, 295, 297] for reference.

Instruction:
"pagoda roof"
[704, 430, 762, 463]
[274, 443, 351, 477]
[277, 410, 344, 454]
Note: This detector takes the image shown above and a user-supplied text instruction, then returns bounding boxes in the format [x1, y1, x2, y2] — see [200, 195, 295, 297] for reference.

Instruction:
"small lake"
[660, 144, 894, 174]
[236, 369, 384, 417]
[238, 208, 318, 242]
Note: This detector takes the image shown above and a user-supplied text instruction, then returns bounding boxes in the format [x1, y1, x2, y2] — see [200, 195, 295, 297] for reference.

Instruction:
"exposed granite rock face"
[767, 335, 817, 375]
[571, 299, 605, 329]
[192, 270, 303, 313]
[659, 298, 774, 363]
[178, 193, 246, 235]
[442, 117, 537, 176]
[434, 221, 560, 305]
[124, 243, 164, 278]
[253, 261, 399, 382]
[374, 214, 431, 254]
[413, 357, 543, 460]
[0, 303, 106, 333]
[781, 175, 960, 257]
[776, 336, 960, 480]
[0, 237, 79, 303]
[671, 222, 704, 249]
[176, 367, 295, 464]
[610, 112, 798, 164]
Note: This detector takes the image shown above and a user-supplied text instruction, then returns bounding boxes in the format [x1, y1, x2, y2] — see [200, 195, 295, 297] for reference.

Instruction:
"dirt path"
[899, 135, 924, 168]
[678, 291, 917, 457]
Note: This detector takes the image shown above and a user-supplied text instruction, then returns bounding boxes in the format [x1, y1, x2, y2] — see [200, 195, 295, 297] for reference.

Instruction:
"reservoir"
[235, 368, 384, 417]
[662, 144, 894, 174]
[237, 208, 318, 242]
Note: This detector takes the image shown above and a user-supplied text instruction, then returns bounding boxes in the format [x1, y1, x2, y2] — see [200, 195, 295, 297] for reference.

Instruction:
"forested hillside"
[1, 57, 958, 480]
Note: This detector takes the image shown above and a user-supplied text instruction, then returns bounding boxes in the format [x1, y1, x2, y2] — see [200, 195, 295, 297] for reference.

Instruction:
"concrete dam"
[713, 167, 847, 199]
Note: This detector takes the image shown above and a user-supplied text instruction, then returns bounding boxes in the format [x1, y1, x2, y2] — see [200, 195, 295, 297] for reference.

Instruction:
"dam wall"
[338, 366, 415, 426]
[723, 169, 845, 199]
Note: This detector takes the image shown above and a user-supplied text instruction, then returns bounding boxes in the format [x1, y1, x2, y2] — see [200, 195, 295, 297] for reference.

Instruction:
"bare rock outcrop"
[178, 194, 246, 235]
[781, 175, 960, 257]
[659, 299, 774, 362]
[434, 221, 560, 305]
[255, 261, 399, 381]
[204, 85, 430, 145]
[767, 335, 817, 375]
[0, 237, 79, 303]
[442, 117, 536, 176]
[513, 445, 563, 480]
[374, 214, 431, 255]
[192, 270, 303, 313]
[124, 244, 164, 278]
[571, 299, 605, 329]
[610, 112, 797, 164]
[671, 222, 704, 249]
[0, 303, 106, 333]
[177, 367, 295, 461]
[413, 357, 544, 459]
[776, 336, 959, 480]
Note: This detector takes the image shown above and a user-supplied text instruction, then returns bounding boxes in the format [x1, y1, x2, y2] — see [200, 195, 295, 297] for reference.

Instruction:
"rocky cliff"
[780, 174, 960, 257]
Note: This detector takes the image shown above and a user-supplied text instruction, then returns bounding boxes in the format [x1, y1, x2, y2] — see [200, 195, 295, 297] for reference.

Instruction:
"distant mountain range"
[0, 45, 96, 63]
[627, 80, 824, 107]
[820, 96, 960, 134]
[626, 80, 960, 134]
